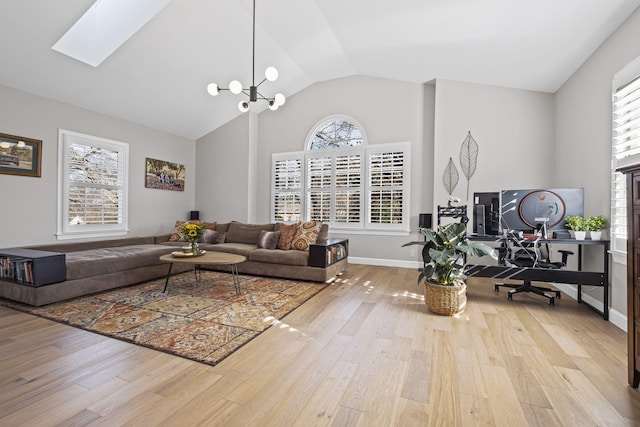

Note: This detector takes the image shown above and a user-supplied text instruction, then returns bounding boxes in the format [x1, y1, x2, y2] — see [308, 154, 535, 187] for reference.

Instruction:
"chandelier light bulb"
[207, 83, 219, 96]
[238, 101, 250, 112]
[268, 100, 278, 111]
[0, 142, 9, 148]
[274, 93, 286, 106]
[265, 66, 278, 82]
[229, 80, 243, 94]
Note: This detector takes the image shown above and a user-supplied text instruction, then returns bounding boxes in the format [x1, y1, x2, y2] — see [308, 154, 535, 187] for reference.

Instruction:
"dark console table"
[466, 236, 610, 320]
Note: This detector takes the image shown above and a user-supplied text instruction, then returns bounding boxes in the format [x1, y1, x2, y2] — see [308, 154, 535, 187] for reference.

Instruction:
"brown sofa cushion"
[248, 248, 309, 266]
[226, 221, 275, 244]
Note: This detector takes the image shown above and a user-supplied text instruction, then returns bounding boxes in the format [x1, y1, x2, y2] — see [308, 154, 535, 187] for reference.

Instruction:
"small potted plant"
[586, 215, 609, 240]
[565, 215, 588, 240]
[403, 222, 496, 315]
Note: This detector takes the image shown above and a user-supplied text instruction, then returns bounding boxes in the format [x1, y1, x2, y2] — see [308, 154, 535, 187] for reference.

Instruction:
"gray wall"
[197, 75, 433, 264]
[0, 84, 196, 248]
[555, 6, 640, 321]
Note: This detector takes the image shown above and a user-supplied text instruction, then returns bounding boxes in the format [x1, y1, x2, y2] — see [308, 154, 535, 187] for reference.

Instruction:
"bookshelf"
[0, 248, 66, 287]
[309, 238, 349, 268]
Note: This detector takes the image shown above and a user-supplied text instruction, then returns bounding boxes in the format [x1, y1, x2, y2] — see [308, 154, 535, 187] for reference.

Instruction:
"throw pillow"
[200, 229, 226, 244]
[256, 230, 281, 250]
[169, 220, 216, 241]
[277, 223, 298, 250]
[291, 221, 322, 251]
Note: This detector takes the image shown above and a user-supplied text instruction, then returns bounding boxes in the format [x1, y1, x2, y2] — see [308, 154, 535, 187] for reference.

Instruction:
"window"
[271, 116, 410, 232]
[612, 58, 640, 259]
[57, 129, 129, 240]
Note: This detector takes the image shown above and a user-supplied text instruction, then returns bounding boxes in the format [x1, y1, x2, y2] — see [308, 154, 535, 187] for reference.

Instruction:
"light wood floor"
[1, 264, 639, 426]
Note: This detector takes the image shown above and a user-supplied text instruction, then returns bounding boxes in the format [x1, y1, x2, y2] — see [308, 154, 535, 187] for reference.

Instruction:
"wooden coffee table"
[159, 251, 246, 295]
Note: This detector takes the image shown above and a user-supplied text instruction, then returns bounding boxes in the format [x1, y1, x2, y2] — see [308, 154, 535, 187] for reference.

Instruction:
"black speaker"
[418, 213, 432, 229]
[189, 210, 200, 220]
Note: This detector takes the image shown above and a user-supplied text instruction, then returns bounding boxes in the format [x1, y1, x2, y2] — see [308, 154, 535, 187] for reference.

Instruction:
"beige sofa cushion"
[226, 221, 275, 244]
[248, 248, 309, 266]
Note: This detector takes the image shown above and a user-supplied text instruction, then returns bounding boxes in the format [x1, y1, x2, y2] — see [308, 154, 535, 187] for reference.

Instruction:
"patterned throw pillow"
[291, 221, 322, 251]
[277, 223, 299, 250]
[256, 230, 281, 249]
[169, 220, 216, 241]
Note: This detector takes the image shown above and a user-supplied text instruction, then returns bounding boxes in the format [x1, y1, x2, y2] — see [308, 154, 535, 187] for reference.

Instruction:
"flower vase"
[191, 241, 199, 255]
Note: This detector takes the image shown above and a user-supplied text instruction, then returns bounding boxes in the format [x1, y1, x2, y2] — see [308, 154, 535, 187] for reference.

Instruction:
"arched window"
[308, 117, 365, 150]
[272, 116, 409, 232]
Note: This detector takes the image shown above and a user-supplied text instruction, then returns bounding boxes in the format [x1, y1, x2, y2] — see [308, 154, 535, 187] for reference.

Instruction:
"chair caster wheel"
[507, 293, 513, 300]
[494, 285, 499, 292]
[549, 297, 555, 306]
[556, 292, 561, 299]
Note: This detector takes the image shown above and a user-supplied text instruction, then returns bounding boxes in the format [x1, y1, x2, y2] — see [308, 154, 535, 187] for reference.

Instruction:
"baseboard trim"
[348, 257, 626, 330]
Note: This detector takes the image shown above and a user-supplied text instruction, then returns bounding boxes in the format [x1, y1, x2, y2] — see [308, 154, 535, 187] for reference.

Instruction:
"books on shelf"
[0, 256, 34, 284]
[326, 243, 347, 265]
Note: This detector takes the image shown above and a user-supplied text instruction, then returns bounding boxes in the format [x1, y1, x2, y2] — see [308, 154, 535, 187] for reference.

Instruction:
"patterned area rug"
[2, 271, 329, 366]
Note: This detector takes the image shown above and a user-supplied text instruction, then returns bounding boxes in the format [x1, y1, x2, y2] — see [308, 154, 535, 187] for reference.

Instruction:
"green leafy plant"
[586, 215, 609, 231]
[403, 222, 496, 286]
[565, 215, 588, 231]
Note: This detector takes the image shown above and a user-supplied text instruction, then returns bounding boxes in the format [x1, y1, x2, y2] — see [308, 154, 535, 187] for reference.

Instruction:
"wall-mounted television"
[500, 188, 584, 233]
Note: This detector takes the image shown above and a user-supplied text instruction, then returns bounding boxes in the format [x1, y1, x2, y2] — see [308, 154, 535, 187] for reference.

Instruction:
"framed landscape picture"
[0, 133, 42, 177]
[145, 157, 185, 191]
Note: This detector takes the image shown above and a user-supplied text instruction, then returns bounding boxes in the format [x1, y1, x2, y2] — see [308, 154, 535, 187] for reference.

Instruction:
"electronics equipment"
[500, 188, 584, 233]
[418, 213, 432, 229]
[189, 210, 200, 220]
[473, 192, 500, 235]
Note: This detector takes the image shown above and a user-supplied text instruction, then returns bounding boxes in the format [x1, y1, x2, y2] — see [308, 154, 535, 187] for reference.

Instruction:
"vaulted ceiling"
[1, 0, 639, 140]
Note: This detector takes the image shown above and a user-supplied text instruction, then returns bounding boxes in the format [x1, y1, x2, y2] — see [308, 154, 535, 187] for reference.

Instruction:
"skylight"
[52, 0, 173, 67]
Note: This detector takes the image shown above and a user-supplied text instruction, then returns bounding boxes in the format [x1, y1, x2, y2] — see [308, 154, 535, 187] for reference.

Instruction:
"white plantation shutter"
[335, 154, 362, 225]
[612, 74, 640, 255]
[58, 129, 129, 239]
[272, 154, 302, 222]
[367, 144, 409, 229]
[307, 155, 332, 222]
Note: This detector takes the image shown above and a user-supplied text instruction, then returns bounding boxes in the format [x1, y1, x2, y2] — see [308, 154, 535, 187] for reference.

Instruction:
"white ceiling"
[1, 0, 639, 140]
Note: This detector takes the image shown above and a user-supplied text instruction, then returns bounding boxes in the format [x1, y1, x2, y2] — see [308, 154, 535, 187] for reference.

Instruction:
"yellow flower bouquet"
[180, 222, 205, 254]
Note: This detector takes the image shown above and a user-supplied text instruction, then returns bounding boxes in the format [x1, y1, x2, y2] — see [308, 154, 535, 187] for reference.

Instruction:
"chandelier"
[206, 0, 285, 112]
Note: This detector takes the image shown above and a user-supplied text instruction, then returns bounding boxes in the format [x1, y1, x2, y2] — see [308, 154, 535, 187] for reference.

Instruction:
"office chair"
[494, 236, 573, 305]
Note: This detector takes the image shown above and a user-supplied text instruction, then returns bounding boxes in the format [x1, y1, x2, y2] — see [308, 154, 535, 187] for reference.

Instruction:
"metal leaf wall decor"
[443, 157, 459, 196]
[459, 131, 479, 200]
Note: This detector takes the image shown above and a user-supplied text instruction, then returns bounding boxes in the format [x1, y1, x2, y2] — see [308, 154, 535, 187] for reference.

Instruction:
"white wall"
[555, 7, 640, 318]
[0, 84, 196, 248]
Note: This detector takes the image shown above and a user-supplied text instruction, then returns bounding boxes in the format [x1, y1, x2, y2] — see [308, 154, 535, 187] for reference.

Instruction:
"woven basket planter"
[424, 280, 467, 316]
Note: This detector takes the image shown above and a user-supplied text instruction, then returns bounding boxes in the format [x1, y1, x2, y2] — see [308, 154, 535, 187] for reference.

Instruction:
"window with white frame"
[612, 59, 640, 259]
[57, 129, 129, 240]
[271, 116, 410, 232]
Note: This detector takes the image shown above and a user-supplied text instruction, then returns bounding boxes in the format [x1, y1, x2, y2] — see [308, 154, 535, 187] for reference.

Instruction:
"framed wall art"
[145, 157, 185, 191]
[0, 133, 42, 177]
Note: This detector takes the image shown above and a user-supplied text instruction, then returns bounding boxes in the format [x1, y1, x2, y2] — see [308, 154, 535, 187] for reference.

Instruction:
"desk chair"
[494, 238, 573, 305]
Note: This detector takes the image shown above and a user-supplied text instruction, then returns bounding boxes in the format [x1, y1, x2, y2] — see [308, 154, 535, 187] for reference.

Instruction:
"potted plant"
[403, 222, 496, 315]
[565, 215, 588, 240]
[586, 215, 609, 240]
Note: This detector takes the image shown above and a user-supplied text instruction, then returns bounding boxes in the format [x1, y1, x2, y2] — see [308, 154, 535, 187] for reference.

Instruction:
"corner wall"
[555, 6, 640, 320]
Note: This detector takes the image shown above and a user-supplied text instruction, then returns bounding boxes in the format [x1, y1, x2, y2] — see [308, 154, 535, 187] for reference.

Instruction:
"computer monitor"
[473, 192, 500, 235]
[500, 188, 584, 233]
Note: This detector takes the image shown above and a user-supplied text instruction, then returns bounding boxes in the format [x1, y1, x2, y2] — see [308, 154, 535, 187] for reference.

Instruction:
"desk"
[467, 236, 610, 320]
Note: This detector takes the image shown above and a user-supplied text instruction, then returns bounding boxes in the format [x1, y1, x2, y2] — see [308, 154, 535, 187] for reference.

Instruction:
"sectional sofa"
[0, 221, 347, 306]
